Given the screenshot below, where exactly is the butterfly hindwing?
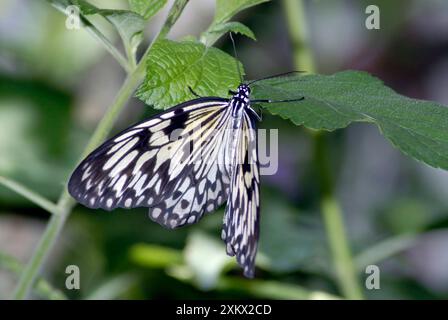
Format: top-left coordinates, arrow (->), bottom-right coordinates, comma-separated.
222,111 -> 260,278
68,97 -> 232,228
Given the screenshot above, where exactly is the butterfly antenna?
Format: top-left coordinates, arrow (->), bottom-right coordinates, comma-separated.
229,32 -> 243,83
247,71 -> 306,86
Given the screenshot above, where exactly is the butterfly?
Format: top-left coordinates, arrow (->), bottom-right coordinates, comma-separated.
68,74 -> 303,278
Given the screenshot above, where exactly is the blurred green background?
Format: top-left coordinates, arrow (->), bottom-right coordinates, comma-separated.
1,0 -> 448,299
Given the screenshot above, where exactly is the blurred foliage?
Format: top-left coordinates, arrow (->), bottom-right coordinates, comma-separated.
0,76 -> 74,203
129,0 -> 167,21
0,252 -> 66,299
1,0 -> 448,300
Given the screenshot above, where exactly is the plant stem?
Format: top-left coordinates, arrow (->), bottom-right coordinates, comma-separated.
12,0 -> 190,300
313,133 -> 363,299
0,252 -> 66,300
83,19 -> 132,73
282,0 -> 363,299
282,0 -> 316,73
354,233 -> 418,271
321,195 -> 363,299
0,176 -> 59,215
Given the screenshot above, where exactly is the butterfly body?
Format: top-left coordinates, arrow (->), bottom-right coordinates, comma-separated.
68,84 -> 261,277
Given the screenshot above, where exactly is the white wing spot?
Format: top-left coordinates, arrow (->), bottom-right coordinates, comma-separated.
103,137 -> 139,170
149,120 -> 171,133
136,196 -> 145,205
152,208 -> 161,218
81,165 -> 92,181
154,179 -> 162,194
114,129 -> 141,142
198,179 -> 206,194
107,139 -> 129,155
179,177 -> 190,193
133,150 -> 157,174
187,216 -> 195,224
110,150 -> 139,177
134,174 -> 148,196
113,175 -> 128,196
135,118 -> 161,129
161,111 -> 175,119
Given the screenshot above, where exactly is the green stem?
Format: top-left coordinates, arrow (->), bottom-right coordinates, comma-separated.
0,252 -> 66,300
282,0 -> 363,299
12,0 -> 190,300
0,176 -> 59,215
321,198 -> 363,299
83,18 -> 132,73
313,132 -> 363,299
282,0 -> 316,73
354,233 -> 418,271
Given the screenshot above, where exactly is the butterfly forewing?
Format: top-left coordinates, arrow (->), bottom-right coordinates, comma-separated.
68,98 -> 232,228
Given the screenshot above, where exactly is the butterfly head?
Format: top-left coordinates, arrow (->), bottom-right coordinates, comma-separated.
229,84 -> 252,118
237,84 -> 251,98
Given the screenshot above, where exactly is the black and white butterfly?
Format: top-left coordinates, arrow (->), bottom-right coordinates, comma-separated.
68,77 -> 302,277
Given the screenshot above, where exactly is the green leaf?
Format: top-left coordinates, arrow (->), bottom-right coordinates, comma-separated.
202,0 -> 266,46
129,0 -> 167,20
136,39 -> 243,109
101,10 -> 145,63
210,21 -> 256,40
202,21 -> 256,46
213,0 -> 270,25
251,70 -> 448,170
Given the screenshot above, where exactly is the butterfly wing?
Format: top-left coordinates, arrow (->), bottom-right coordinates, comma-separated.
68,97 -> 233,228
222,111 -> 260,278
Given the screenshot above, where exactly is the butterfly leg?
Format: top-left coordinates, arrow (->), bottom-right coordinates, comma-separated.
247,106 -> 262,121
